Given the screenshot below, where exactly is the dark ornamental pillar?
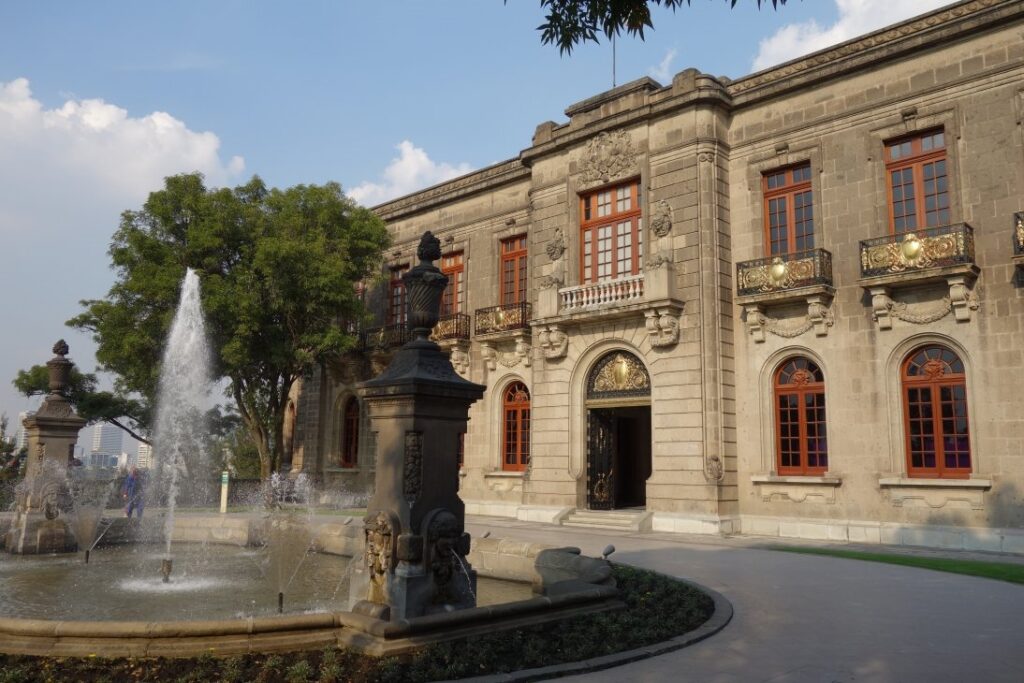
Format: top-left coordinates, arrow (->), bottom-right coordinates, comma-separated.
350,232 -> 485,621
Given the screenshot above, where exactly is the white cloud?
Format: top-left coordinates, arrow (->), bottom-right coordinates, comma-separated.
752,0 -> 952,72
650,47 -> 678,83
348,140 -> 473,206
0,77 -> 245,442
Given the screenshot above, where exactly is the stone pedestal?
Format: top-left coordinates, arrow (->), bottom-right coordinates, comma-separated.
350,232 -> 485,621
4,341 -> 86,555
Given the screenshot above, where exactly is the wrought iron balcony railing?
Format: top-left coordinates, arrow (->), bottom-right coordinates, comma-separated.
1014,212 -> 1024,257
860,223 -> 975,279
358,324 -> 408,351
736,248 -> 833,298
475,302 -> 531,336
430,313 -> 471,342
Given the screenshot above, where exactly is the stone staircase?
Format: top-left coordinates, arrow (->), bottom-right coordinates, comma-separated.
560,509 -> 653,532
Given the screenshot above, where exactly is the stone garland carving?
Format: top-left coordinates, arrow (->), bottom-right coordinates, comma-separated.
650,200 -> 673,238
728,0 -> 1001,95
744,300 -> 834,343
646,200 -> 674,269
578,130 -> 638,187
403,432 -> 423,505
537,325 -> 569,361
870,283 -> 979,331
705,455 -> 724,482
644,308 -> 680,348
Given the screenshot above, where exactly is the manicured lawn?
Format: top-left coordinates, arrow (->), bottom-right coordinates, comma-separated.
0,565 -> 713,682
772,546 -> 1024,585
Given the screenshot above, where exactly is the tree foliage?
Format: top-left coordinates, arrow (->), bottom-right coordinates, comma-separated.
531,0 -> 787,54
13,365 -> 151,443
67,173 -> 390,477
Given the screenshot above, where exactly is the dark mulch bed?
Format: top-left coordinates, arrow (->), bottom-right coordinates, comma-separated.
0,564 -> 713,683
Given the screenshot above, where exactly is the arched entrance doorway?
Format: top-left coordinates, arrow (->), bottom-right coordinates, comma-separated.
585,351 -> 652,510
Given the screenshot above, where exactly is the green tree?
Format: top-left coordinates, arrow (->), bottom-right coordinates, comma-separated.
65,173 -> 389,478
530,0 -> 787,54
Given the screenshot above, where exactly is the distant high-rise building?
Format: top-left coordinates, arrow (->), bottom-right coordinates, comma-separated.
91,423 -> 123,459
14,411 -> 33,450
136,443 -> 153,469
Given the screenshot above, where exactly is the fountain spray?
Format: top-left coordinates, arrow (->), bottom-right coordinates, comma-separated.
153,269 -> 213,583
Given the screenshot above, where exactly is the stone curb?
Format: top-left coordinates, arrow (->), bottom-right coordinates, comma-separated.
441,574 -> 733,683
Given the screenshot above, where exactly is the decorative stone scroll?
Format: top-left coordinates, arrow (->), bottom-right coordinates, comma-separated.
578,130 -> 639,187
644,308 -> 680,348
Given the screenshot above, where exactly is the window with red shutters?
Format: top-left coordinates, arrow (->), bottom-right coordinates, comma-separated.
774,357 -> 828,476
762,163 -> 814,256
579,180 -> 642,283
500,235 -> 528,305
902,345 -> 970,479
501,381 -> 530,472
885,129 -> 949,234
440,252 -> 465,316
387,265 -> 408,325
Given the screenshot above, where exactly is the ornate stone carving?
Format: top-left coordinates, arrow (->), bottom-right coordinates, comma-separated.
449,345 -> 470,377
364,512 -> 397,604
403,432 -> 422,505
546,227 -> 566,261
697,151 -> 716,163
425,510 -> 462,601
479,338 -> 531,372
537,325 -> 569,360
650,200 -> 673,238
644,308 -> 680,348
705,455 -> 724,482
578,130 -> 638,187
403,232 -> 448,341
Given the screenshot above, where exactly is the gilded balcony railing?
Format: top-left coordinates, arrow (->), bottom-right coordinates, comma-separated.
474,302 -> 531,336
358,324 -> 408,351
859,223 -> 975,278
1014,212 -> 1024,257
430,313 -> 471,342
559,273 -> 645,311
736,248 -> 833,297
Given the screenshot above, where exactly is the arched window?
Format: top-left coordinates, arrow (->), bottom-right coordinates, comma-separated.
902,345 -> 970,478
502,382 -> 530,472
774,357 -> 827,476
341,397 -> 359,468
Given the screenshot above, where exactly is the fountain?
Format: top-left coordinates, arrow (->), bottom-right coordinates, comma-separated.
151,268 -> 213,582
0,236 -> 623,659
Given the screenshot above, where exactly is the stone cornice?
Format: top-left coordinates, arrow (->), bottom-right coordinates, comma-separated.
563,77 -> 663,118
372,159 -> 530,222
728,0 -> 1021,104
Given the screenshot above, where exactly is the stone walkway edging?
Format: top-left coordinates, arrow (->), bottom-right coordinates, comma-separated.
443,574 -> 734,683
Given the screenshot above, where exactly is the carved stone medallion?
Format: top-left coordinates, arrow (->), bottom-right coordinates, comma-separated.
578,131 -> 638,187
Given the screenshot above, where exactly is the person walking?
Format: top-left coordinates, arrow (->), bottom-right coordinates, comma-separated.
122,466 -> 145,519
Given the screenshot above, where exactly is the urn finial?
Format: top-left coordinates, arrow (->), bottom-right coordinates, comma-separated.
404,231 -> 448,343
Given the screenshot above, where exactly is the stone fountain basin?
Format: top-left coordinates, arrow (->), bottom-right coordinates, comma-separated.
0,512 -> 620,657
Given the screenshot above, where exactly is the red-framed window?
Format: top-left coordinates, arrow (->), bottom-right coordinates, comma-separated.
886,129 -> 949,234
387,265 -> 408,325
500,235 -> 528,305
774,357 -> 828,476
502,381 -> 530,472
341,397 -> 359,468
441,252 -> 465,316
763,163 -> 814,255
902,345 -> 970,479
580,179 -> 643,283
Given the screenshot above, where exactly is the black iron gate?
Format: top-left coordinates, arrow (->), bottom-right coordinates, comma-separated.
587,409 -> 616,510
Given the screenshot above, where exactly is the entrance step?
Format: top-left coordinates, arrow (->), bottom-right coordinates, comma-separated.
561,509 -> 653,532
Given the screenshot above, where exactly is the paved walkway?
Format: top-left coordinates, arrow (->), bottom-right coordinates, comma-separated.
466,516 -> 1024,683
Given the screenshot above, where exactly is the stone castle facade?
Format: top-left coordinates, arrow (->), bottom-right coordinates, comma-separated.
292,0 -> 1024,554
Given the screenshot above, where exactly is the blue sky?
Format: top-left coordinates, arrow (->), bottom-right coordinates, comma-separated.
0,1 -> 951,452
